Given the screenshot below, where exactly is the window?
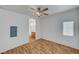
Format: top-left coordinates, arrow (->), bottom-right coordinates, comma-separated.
63,21 -> 74,36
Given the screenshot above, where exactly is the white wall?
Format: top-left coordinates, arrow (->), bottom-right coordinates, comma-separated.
0,9 -> 29,53
39,8 -> 79,49
36,18 -> 41,39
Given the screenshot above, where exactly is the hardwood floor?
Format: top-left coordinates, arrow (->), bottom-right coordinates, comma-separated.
1,39 -> 79,54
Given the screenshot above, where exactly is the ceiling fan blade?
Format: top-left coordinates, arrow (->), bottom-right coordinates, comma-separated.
43,13 -> 48,15
31,7 -> 38,14
37,7 -> 41,11
41,8 -> 48,12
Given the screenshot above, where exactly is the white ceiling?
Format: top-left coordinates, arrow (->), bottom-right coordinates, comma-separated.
0,5 -> 31,15
0,5 -> 78,16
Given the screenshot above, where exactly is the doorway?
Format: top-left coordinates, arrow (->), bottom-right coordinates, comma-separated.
29,18 -> 36,43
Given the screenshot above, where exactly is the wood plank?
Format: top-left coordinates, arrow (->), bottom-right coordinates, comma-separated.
1,39 -> 79,54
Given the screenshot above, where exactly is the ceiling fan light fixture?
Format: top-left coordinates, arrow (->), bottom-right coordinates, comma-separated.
36,12 -> 40,15
36,12 -> 41,16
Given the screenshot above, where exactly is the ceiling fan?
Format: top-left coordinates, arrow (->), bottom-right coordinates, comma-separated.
31,7 -> 48,17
